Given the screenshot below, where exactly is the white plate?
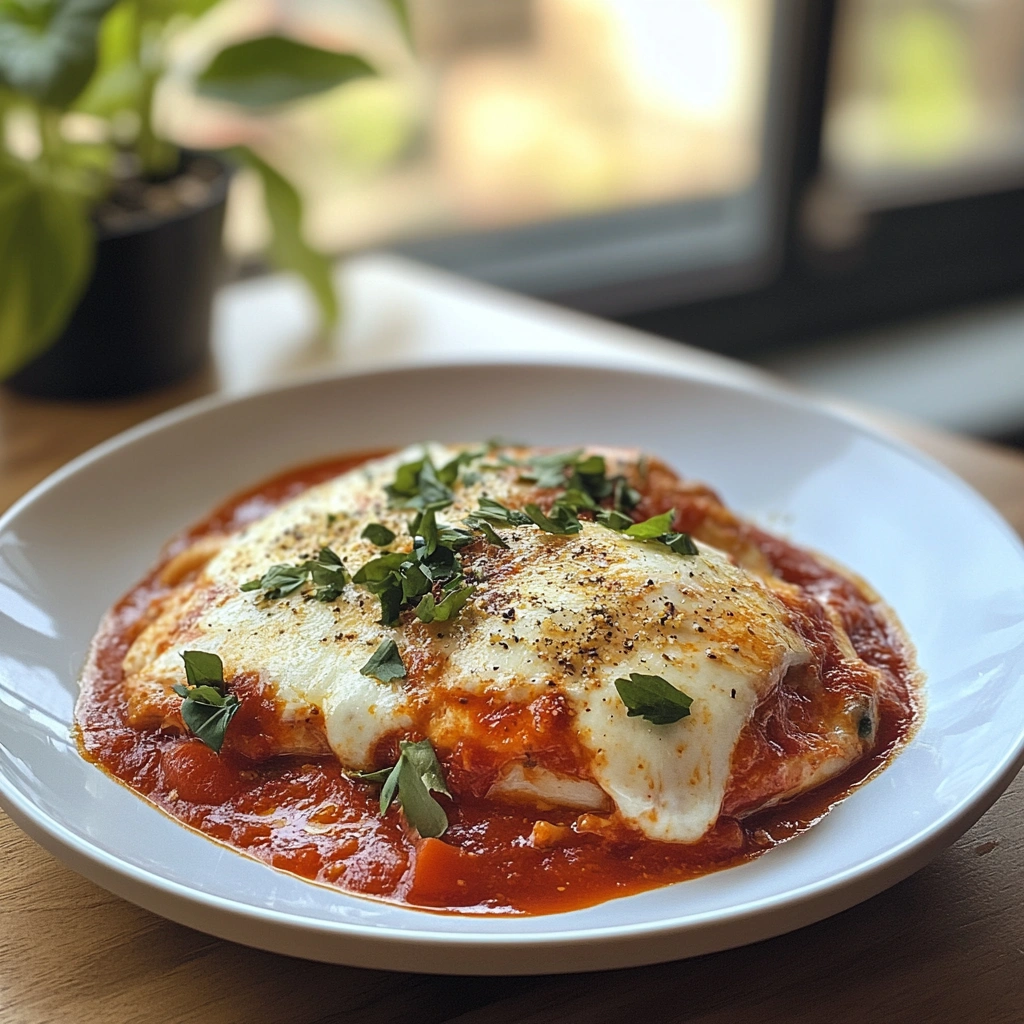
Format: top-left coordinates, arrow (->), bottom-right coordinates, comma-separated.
2,361 -> 1023,975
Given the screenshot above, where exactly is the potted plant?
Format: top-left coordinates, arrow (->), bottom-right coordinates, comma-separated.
0,0 -> 408,399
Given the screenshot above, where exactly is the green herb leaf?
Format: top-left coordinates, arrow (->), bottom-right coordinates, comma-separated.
624,510 -> 676,539
465,518 -> 509,549
596,509 -> 635,531
352,550 -> 409,584
556,487 -> 599,512
414,506 -> 439,555
242,548 -> 347,601
612,477 -> 642,513
196,35 -> 374,107
400,561 -> 430,602
661,532 -> 699,555
414,459 -> 455,510
523,503 -> 581,535
359,638 -> 406,683
376,586 -> 403,627
385,455 -> 455,510
401,737 -> 452,798
395,755 -> 448,837
471,497 -> 531,527
362,522 -> 396,546
614,673 -> 693,725
352,738 -> 450,838
181,650 -> 226,690
416,583 -> 474,623
174,651 -> 239,752
518,449 -> 583,489
179,690 -> 240,753
437,526 -> 474,549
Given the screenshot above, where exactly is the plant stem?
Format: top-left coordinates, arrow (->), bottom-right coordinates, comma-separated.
133,1 -> 177,178
39,105 -> 63,165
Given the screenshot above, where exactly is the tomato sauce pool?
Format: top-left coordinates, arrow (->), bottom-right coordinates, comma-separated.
75,451 -> 920,915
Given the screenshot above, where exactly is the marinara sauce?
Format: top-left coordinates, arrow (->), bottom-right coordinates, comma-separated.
76,451 -> 921,915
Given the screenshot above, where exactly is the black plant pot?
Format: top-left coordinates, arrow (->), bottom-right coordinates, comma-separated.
7,155 -> 230,401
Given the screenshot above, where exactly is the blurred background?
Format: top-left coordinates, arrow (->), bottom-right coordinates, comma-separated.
164,0 -> 1024,446
12,0 -> 1023,443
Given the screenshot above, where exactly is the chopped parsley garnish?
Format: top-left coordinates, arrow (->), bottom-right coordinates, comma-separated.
359,638 -> 406,682
465,518 -> 509,549
516,449 -> 640,513
241,547 -> 349,602
384,449 -> 482,511
659,532 -> 699,555
595,509 -> 634,531
240,562 -> 307,599
352,509 -> 475,626
351,738 -> 451,838
614,673 -> 693,725
172,651 -> 239,753
623,509 -> 675,538
523,502 -> 581,535
597,507 -> 699,556
416,581 -> 475,623
467,497 -> 531,527
361,522 -> 396,546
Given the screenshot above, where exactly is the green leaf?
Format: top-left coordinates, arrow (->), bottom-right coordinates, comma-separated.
596,509 -> 634,531
523,503 -> 581,535
465,518 -> 509,549
395,756 -> 448,837
413,506 -> 439,555
174,650 -> 238,752
612,476 -> 641,513
556,487 -> 599,512
180,689 -> 240,753
0,157 -> 92,379
197,35 -> 374,107
71,2 -> 141,117
414,459 -> 455,510
614,673 -> 693,726
384,455 -> 454,511
359,638 -> 406,683
519,449 -> 583,489
242,548 -> 347,600
0,0 -> 117,108
573,454 -> 606,477
378,755 -> 401,814
471,497 -> 530,527
385,456 -> 425,504
661,532 -> 699,555
382,0 -> 413,46
233,146 -> 338,329
362,522 -> 396,546
377,585 -> 402,626
241,561 -> 308,598
401,738 -> 451,798
352,550 -> 409,584
624,510 -> 675,539
367,738 -> 449,838
416,583 -> 474,623
181,649 -> 225,690
317,546 -> 343,566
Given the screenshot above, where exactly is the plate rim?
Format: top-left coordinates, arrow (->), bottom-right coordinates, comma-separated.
3,357 -> 1023,972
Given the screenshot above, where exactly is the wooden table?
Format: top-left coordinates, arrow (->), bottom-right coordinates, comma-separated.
1,263 -> 1023,1022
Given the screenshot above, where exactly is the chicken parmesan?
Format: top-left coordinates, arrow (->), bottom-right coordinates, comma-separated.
76,444 -> 921,914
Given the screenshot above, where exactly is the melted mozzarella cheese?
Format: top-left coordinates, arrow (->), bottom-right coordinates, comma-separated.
124,445 -> 810,843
